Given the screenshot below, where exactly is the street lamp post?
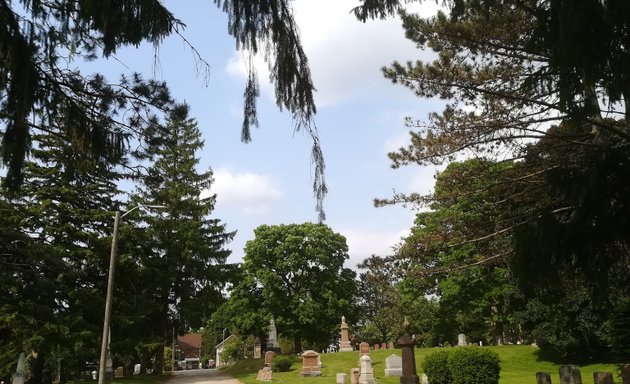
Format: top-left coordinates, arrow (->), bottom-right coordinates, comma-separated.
98,205 -> 165,384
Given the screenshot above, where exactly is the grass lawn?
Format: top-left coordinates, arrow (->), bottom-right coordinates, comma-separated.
223,345 -> 621,384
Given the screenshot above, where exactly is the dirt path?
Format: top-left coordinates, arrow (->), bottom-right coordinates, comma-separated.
164,369 -> 243,384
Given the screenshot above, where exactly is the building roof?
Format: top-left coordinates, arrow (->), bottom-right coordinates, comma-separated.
215,334 -> 235,349
177,333 -> 202,349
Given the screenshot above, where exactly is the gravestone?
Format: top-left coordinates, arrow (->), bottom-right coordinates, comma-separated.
388,341 -> 395,349
593,372 -> 613,384
264,351 -> 275,367
133,364 -> 141,375
114,367 -> 124,378
559,365 -> 582,384
381,342 -> 387,350
12,353 -> 25,384
266,318 -> 280,352
358,355 -> 375,384
374,344 -> 380,350
254,339 -> 262,359
350,368 -> 360,384
536,372 -> 552,384
340,316 -> 354,352
337,373 -> 347,384
399,318 -> 420,384
622,364 -> 630,384
384,354 -> 402,377
457,333 -> 467,346
301,350 -> 321,377
359,342 -> 370,356
256,367 -> 272,381
421,373 -> 429,384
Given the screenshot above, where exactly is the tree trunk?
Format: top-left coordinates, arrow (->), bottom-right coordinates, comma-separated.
26,350 -> 46,384
153,344 -> 164,374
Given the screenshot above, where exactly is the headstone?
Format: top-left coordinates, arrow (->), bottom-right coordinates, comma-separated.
358,355 -> 375,384
384,354 -> 402,377
114,367 -> 124,378
254,340 -> 262,359
422,373 -> 429,384
536,372 -> 552,384
264,351 -> 276,367
337,373 -> 348,384
359,342 -> 370,356
399,318 -> 420,384
457,333 -> 467,346
256,367 -> 272,381
12,353 -> 25,384
388,341 -> 395,349
340,316 -> 354,352
593,372 -> 613,384
133,364 -> 141,375
559,365 -> 582,384
381,342 -> 387,350
301,350 -> 321,377
266,318 -> 280,351
622,364 -> 630,384
350,368 -> 360,384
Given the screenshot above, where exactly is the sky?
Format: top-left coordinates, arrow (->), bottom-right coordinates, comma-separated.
87,0 -> 444,269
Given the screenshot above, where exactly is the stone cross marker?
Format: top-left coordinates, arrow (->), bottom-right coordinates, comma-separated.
359,342 -> 370,356
559,365 -> 583,384
385,354 -> 403,377
399,318 -> 420,384
301,350 -> 322,377
340,316 -> 353,352
264,351 -> 276,367
359,355 -> 375,384
457,333 -> 467,346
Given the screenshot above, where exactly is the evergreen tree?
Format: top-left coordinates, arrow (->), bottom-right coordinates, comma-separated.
126,104 -> 235,373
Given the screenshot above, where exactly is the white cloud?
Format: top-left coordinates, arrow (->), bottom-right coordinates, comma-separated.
204,168 -> 283,215
342,228 -> 411,269
224,0 -> 442,107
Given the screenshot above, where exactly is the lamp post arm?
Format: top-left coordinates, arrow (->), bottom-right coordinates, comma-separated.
98,211 -> 120,384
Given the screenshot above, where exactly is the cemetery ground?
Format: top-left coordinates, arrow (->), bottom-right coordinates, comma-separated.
222,345 -> 620,384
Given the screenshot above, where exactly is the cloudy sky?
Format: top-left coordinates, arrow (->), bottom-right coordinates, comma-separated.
94,0 -> 443,269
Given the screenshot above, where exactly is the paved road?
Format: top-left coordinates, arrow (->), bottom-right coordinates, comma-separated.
165,369 -> 243,384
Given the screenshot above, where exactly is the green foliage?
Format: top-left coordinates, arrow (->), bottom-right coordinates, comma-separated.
421,350 -> 452,384
607,297 -> 630,361
448,348 -> 501,384
222,337 -> 245,365
271,355 -> 293,372
226,223 -> 358,352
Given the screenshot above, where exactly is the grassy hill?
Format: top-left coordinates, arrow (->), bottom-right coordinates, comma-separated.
223,345 -> 621,384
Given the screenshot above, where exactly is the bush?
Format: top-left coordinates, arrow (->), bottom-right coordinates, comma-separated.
421,350 -> 452,384
271,355 -> 293,372
448,348 -> 501,384
422,348 -> 501,384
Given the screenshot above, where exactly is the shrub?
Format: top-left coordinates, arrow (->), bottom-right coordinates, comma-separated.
271,355 -> 293,372
448,348 -> 501,384
421,350 -> 452,384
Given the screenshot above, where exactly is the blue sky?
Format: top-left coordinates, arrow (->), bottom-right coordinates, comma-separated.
87,0 -> 443,268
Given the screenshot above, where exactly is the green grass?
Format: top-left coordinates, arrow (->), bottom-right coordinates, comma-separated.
223,345 -> 620,384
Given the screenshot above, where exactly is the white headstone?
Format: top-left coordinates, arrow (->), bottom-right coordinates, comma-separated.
337,373 -> 347,384
457,333 -> 467,346
358,355 -> 375,384
384,354 -> 403,377
12,353 -> 25,384
422,373 -> 429,384
133,364 -> 141,375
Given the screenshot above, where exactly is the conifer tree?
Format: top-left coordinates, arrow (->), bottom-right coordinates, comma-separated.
127,104 -> 235,373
